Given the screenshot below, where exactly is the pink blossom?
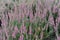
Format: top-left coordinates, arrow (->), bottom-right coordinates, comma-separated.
19,35 -> 24,40
14,26 -> 19,32
12,32 -> 16,38
20,26 -> 22,34
49,15 -> 54,25
12,26 -> 19,38
0,29 -> 2,40
58,9 -> 60,16
20,3 -> 26,9
29,26 -> 32,35
8,12 -> 15,21
52,5 -> 58,13
5,30 -> 9,38
42,8 -> 47,18
22,25 -> 27,33
20,22 -> 27,34
57,16 -> 60,23
29,10 -> 33,22
1,19 -> 6,27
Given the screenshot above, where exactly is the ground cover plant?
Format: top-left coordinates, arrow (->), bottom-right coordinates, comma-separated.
0,0 -> 60,40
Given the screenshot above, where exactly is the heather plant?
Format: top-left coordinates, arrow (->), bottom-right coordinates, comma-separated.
0,0 -> 60,40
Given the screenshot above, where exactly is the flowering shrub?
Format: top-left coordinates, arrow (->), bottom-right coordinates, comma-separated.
0,0 -> 60,40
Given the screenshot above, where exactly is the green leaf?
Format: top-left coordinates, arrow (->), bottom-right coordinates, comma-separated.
17,22 -> 22,29
32,23 -> 37,28
16,33 -> 20,38
25,22 -> 30,29
13,20 -> 18,26
58,23 -> 60,34
52,13 -> 58,19
9,36 -> 13,40
46,11 -> 50,21
32,27 -> 35,34
24,34 -> 27,40
41,21 -> 46,28
13,33 -> 20,40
